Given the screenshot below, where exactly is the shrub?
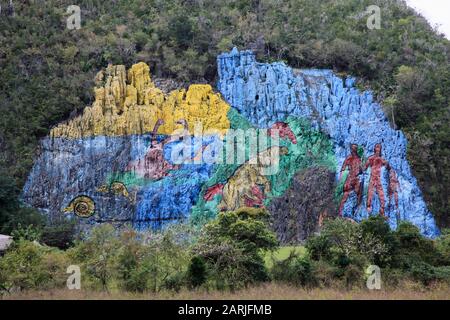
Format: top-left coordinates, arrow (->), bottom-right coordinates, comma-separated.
271,252 -> 316,287
393,222 -> 440,268
187,256 -> 206,288
116,229 -> 148,292
433,266 -> 450,285
435,229 -> 450,265
305,232 -> 332,261
342,264 -> 364,289
67,225 -> 191,292
360,216 -> 398,266
163,272 -> 185,292
311,260 -> 340,288
67,224 -> 121,290
40,219 -> 77,249
195,208 -> 278,289
141,231 -> 190,293
304,217 -> 450,288
307,218 -> 388,267
0,240 -> 68,292
11,224 -> 42,242
409,261 -> 439,286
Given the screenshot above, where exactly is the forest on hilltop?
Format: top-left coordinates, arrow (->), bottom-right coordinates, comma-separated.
0,0 -> 449,230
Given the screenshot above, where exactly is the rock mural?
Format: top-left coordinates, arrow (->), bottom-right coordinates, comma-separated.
269,166 -> 336,244
22,48 -> 439,239
217,48 -> 439,237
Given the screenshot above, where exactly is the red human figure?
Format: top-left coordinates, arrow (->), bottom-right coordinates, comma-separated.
364,143 -> 389,216
338,144 -> 363,216
388,168 -> 401,210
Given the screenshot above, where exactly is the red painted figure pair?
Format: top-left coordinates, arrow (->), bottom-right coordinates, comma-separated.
338,143 -> 399,217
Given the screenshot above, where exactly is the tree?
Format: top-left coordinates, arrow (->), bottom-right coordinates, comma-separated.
187,256 -> 206,288
195,208 -> 278,289
67,224 -> 121,290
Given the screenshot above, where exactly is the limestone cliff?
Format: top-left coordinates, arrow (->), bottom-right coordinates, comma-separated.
217,48 -> 439,237
51,62 -> 230,138
22,49 -> 439,239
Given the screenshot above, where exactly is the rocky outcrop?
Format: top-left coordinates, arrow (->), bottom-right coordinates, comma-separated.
22,49 -> 439,238
22,134 -> 218,231
217,48 -> 439,237
51,63 -> 230,138
269,167 -> 337,244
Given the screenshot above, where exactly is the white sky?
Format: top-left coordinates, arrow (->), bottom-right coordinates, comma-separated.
405,0 -> 450,39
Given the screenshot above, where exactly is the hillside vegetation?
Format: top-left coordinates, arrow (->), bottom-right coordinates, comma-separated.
1,214 -> 449,295
0,0 -> 449,229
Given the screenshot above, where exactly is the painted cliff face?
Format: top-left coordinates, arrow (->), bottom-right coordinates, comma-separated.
217,48 -> 438,237
21,49 -> 439,238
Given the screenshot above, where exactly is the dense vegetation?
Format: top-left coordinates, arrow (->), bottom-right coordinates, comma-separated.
0,0 -> 448,229
1,212 -> 449,294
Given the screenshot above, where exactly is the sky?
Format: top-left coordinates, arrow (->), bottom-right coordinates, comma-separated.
405,0 -> 450,39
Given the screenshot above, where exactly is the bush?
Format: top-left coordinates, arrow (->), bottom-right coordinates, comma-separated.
433,266 -> 450,285
271,252 -> 316,287
409,261 -> 439,286
0,240 -> 69,292
392,222 -> 440,268
195,208 -> 278,289
305,217 -> 450,288
68,225 -> 191,292
116,229 -> 148,292
40,219 -> 77,249
67,224 -> 121,290
342,264 -> 364,289
187,256 -> 206,288
163,272 -> 185,292
11,224 -> 42,242
435,229 -> 450,265
305,232 -> 332,261
360,216 -> 398,266
307,218 -> 388,267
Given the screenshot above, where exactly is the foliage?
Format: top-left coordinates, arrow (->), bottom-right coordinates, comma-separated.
40,219 -> 78,249
195,207 -> 278,289
67,224 -> 121,290
66,225 -> 190,292
0,171 -> 44,234
270,251 -> 316,287
392,221 -> 440,268
307,217 -> 389,268
187,256 -> 207,289
0,240 -> 69,292
11,224 -> 42,242
435,229 -> 450,265
115,229 -> 149,292
305,217 -> 450,288
0,216 -> 448,293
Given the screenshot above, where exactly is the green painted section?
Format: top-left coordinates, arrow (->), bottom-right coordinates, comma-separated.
190,110 -> 336,227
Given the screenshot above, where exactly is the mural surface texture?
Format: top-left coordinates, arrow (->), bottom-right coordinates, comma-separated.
22,48 -> 439,239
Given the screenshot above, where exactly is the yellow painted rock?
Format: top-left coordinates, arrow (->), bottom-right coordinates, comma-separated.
51,63 -> 230,138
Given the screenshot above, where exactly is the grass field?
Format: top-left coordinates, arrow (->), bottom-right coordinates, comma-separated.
264,246 -> 306,269
2,283 -> 449,300
2,246 -> 448,300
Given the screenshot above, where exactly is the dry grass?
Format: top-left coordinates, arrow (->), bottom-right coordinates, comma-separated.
2,283 -> 449,300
